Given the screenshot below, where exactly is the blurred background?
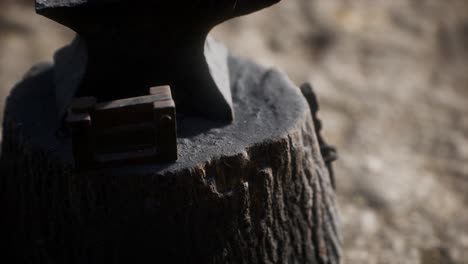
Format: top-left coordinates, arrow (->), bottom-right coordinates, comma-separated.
1,0 -> 467,263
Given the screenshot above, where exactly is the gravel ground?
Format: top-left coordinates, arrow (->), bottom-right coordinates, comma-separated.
1,0 -> 468,263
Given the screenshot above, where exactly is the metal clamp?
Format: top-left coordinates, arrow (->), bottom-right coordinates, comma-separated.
66,86 -> 177,169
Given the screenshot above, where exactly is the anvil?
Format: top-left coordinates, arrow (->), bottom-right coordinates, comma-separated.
36,0 -> 281,121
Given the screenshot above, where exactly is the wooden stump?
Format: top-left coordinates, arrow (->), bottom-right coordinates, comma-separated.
0,57 -> 341,263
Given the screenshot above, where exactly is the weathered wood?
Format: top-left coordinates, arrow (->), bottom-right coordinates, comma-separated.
0,56 -> 341,263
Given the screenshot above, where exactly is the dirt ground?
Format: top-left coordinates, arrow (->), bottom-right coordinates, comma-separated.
1,0 -> 468,263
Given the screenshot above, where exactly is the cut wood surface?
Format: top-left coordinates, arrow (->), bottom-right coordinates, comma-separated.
1,56 -> 340,263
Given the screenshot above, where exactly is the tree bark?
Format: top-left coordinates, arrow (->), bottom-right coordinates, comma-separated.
0,56 -> 341,263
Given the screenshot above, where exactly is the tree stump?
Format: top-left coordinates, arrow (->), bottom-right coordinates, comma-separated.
0,56 -> 341,263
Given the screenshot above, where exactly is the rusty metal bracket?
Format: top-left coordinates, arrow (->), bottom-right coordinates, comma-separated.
66,86 -> 177,169
300,83 -> 338,189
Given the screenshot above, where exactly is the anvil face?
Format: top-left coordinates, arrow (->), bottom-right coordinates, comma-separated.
36,0 -> 281,121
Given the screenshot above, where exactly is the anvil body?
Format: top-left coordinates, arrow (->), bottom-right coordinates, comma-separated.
36,0 -> 281,121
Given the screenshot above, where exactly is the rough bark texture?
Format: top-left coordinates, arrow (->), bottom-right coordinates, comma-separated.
0,56 -> 340,263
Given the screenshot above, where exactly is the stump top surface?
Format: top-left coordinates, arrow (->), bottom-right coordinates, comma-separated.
6,55 -> 308,176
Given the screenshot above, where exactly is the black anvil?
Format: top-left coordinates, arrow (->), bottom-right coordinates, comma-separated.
36,0 -> 281,121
